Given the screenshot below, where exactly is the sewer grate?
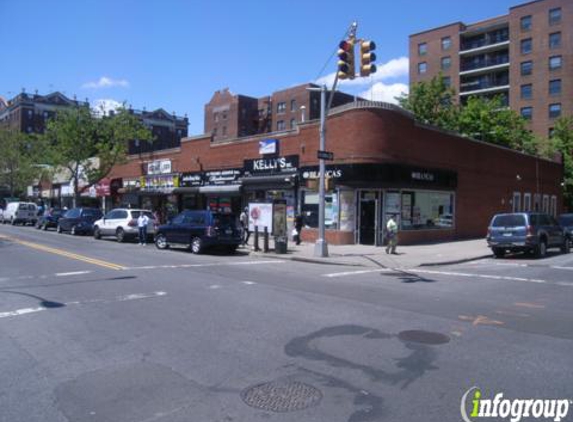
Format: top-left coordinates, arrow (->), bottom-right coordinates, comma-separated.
241,381 -> 322,412
398,330 -> 450,345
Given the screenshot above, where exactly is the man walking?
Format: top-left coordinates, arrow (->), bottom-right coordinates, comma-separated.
385,214 -> 398,254
240,207 -> 250,245
137,212 -> 150,246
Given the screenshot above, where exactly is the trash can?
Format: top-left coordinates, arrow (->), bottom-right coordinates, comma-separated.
275,236 -> 288,254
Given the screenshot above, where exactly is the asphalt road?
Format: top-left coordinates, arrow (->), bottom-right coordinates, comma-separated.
1,223 -> 572,422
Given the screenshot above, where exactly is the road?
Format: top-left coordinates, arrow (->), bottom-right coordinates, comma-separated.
1,223 -> 572,422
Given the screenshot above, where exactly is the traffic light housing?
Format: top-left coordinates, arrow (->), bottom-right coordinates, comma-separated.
359,40 -> 377,77
337,40 -> 355,80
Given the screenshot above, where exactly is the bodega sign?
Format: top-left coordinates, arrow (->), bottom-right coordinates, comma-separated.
461,387 -> 571,422
244,155 -> 299,175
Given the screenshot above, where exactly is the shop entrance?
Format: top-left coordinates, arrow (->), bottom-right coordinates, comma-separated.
358,190 -> 379,245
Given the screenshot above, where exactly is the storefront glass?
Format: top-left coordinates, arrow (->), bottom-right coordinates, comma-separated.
300,190 -> 338,229
400,190 -> 454,230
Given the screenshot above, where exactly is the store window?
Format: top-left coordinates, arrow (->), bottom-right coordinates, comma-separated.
300,190 -> 338,229
400,190 -> 454,231
512,192 -> 521,212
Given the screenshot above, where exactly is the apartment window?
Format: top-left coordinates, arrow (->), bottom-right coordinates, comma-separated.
277,102 -> 286,114
520,15 -> 532,31
549,103 -> 561,119
277,120 -> 285,131
290,99 -> 296,112
418,42 -> 427,56
222,112 -> 227,120
441,56 -> 451,71
418,62 -> 427,74
550,196 -> 557,218
290,118 -> 296,129
441,36 -> 452,51
549,79 -> 561,96
442,76 -> 451,87
523,193 -> 531,212
520,84 -> 532,100
520,107 -> 532,120
520,61 -> 532,76
222,126 -> 227,136
512,192 -> 522,212
212,127 -> 217,136
549,7 -> 561,25
549,55 -> 562,70
549,32 -> 561,49
520,38 -> 532,54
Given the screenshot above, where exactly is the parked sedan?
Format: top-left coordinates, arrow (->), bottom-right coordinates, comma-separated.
154,210 -> 242,254
93,208 -> 155,242
57,207 -> 103,235
487,212 -> 570,258
35,209 -> 64,230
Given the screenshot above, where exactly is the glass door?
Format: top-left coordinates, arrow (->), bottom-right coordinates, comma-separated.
358,190 -> 378,245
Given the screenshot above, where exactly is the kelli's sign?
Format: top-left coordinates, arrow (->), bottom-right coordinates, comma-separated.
244,155 -> 299,175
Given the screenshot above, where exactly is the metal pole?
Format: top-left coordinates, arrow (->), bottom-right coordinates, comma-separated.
314,84 -> 329,257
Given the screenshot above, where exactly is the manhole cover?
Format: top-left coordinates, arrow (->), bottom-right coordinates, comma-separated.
398,330 -> 450,345
241,381 -> 322,412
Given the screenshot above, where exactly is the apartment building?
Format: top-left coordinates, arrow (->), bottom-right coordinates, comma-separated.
409,0 -> 572,138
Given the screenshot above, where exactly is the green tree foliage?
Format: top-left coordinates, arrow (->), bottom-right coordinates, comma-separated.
550,117 -> 573,207
43,105 -> 152,207
0,128 -> 47,198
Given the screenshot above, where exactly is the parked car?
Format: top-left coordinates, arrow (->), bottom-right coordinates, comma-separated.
557,213 -> 573,240
0,202 -> 38,225
154,210 -> 242,254
486,212 -> 570,258
57,207 -> 103,235
93,208 -> 156,242
35,209 -> 64,230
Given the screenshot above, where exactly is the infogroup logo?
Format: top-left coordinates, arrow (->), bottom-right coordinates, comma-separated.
461,387 -> 571,422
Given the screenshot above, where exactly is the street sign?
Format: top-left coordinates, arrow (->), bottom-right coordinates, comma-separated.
317,150 -> 334,161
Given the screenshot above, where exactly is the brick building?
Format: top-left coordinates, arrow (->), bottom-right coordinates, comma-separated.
108,100 -> 563,245
204,84 -> 357,142
409,0 -> 572,138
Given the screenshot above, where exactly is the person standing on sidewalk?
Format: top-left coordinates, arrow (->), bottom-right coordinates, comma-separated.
137,212 -> 150,246
385,214 -> 398,254
240,207 -> 250,245
294,213 -> 304,245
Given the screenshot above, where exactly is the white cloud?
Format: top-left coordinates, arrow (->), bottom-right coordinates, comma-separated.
82,76 -> 130,89
92,99 -> 123,116
315,56 -> 409,89
358,82 -> 409,104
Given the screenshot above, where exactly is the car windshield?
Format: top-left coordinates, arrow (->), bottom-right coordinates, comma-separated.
558,215 -> 573,226
492,214 -> 526,227
131,211 -> 154,219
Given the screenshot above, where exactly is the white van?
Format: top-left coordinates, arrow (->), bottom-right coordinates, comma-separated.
1,202 -> 39,225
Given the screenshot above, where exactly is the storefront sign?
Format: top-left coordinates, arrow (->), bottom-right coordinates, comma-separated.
204,168 -> 243,185
180,172 -> 204,187
141,174 -> 179,192
259,139 -> 278,155
301,166 -> 344,180
411,171 -> 435,182
147,159 -> 172,175
244,155 -> 299,175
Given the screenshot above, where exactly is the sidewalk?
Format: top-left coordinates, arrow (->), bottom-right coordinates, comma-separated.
248,237 -> 492,268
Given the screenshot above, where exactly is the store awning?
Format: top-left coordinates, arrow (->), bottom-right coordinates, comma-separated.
198,185 -> 241,194
241,174 -> 297,188
172,187 -> 201,194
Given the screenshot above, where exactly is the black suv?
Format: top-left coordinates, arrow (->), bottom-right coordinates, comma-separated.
487,212 -> 570,258
154,210 -> 242,254
57,208 -> 103,235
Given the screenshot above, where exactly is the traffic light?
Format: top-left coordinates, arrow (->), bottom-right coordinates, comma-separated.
359,40 -> 377,77
337,40 -> 355,80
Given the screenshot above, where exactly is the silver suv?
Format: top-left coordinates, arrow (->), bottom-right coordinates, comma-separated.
93,208 -> 155,242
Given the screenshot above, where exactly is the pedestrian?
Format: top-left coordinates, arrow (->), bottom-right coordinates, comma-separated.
294,213 -> 304,245
240,207 -> 250,245
385,214 -> 398,254
137,212 -> 150,245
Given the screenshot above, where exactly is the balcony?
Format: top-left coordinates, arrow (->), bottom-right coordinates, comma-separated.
460,70 -> 509,96
460,53 -> 510,76
460,27 -> 510,55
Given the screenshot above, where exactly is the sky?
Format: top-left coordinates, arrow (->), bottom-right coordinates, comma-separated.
1,0 -> 525,136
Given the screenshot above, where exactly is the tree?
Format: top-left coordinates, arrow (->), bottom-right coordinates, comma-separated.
550,116 -> 573,208
397,75 -> 458,130
43,105 -> 152,207
0,128 -> 47,198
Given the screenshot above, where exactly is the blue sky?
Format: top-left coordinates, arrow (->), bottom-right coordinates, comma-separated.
1,0 -> 524,135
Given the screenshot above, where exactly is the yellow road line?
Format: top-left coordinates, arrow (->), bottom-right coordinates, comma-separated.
0,234 -> 125,270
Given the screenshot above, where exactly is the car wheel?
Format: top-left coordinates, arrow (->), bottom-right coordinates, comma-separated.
155,233 -> 169,250
57,224 -> 62,233
561,237 -> 571,254
191,237 -> 203,254
116,228 -> 125,243
227,245 -> 238,254
493,248 -> 505,258
535,240 -> 547,258
93,226 -> 102,239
